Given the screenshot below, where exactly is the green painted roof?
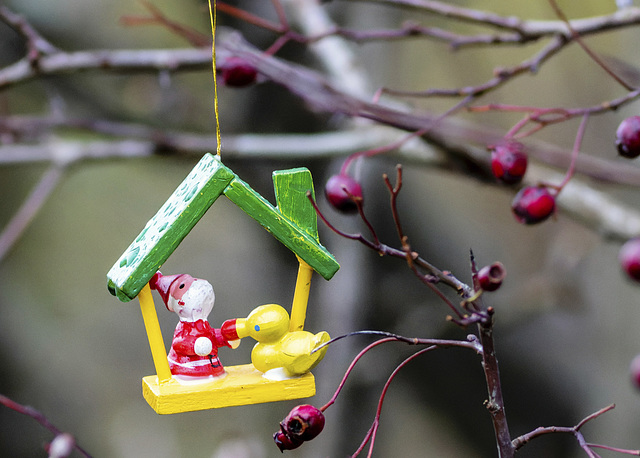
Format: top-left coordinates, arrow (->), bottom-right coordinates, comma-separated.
107,154 -> 339,302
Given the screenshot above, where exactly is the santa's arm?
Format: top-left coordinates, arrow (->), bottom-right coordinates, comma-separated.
217,322 -> 241,349
220,319 -> 241,340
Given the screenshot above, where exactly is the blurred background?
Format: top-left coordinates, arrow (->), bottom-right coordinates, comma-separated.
1,0 -> 640,456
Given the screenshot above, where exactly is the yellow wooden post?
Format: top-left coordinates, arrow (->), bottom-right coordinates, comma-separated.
290,257 -> 313,332
138,283 -> 172,383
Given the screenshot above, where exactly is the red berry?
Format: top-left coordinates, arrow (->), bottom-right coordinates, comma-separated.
325,174 -> 363,213
221,57 -> 257,87
619,238 -> 640,282
477,262 -> 506,292
490,142 -> 528,184
631,354 -> 640,390
273,430 -> 303,452
616,116 -> 640,158
511,186 -> 556,225
280,404 -> 325,442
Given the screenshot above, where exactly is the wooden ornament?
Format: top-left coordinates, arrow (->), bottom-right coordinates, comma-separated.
107,154 -> 338,414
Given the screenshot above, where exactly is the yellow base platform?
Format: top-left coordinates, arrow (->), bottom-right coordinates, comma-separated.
142,363 -> 316,414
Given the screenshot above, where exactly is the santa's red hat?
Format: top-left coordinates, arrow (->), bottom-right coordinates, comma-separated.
149,271 -> 193,311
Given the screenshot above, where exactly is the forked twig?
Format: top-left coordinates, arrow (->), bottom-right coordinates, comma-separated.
513,404 -> 640,456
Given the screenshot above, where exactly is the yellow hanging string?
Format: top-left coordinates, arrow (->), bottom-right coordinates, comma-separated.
208,0 -> 222,156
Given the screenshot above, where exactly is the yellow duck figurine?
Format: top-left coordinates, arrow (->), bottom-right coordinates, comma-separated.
227,304 -> 330,378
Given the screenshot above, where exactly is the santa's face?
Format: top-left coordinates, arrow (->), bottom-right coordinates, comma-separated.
168,278 -> 215,322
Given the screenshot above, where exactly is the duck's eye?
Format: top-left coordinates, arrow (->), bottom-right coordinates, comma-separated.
179,283 -> 185,289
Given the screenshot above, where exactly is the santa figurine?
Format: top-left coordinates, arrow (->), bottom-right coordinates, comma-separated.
149,271 -> 240,381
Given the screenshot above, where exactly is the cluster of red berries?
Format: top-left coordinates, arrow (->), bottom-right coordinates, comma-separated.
488,141 -> 557,225
323,118 -> 640,282
616,116 -> 640,285
613,117 -> 640,391
323,142 -> 558,225
273,404 -> 325,452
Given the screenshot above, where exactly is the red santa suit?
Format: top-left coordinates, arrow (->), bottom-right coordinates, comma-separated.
167,319 -> 233,377
150,272 -> 240,379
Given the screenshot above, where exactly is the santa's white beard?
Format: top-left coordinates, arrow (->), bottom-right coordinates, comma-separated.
170,280 -> 215,321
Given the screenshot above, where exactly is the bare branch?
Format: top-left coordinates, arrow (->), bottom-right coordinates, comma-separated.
0,6 -> 57,62
512,404 -> 638,456
120,0 -> 210,47
0,165 -> 65,263
360,0 -> 526,32
363,0 -> 640,39
381,34 -> 566,98
547,0 -> 635,90
0,393 -> 91,457
4,128 -> 640,245
0,47 -> 212,90
1,29 -> 640,188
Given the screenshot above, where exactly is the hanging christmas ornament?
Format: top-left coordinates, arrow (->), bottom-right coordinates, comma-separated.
106,1 -> 338,415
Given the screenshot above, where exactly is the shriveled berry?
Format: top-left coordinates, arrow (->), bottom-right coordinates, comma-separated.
490,142 -> 528,184
630,354 -> 640,390
281,404 -> 325,442
477,262 -> 506,292
619,237 -> 640,282
221,57 -> 257,87
325,174 -> 363,213
511,186 -> 556,225
616,116 -> 640,158
47,433 -> 75,458
273,430 -> 303,452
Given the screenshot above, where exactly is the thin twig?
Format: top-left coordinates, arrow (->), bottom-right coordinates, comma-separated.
585,443 -> 640,456
270,0 -> 290,30
471,87 -> 640,139
120,1 -> 210,47
384,165 -> 405,241
383,167 -> 469,317
319,337 -> 397,412
0,6 -> 57,63
556,114 -> 589,192
382,35 -> 566,98
547,0 -> 635,91
512,404 -> 635,457
312,329 -> 483,354
308,191 -> 471,292
351,346 -> 437,458
0,394 -> 92,457
218,1 -> 286,33
0,165 -> 65,263
317,331 -> 482,417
